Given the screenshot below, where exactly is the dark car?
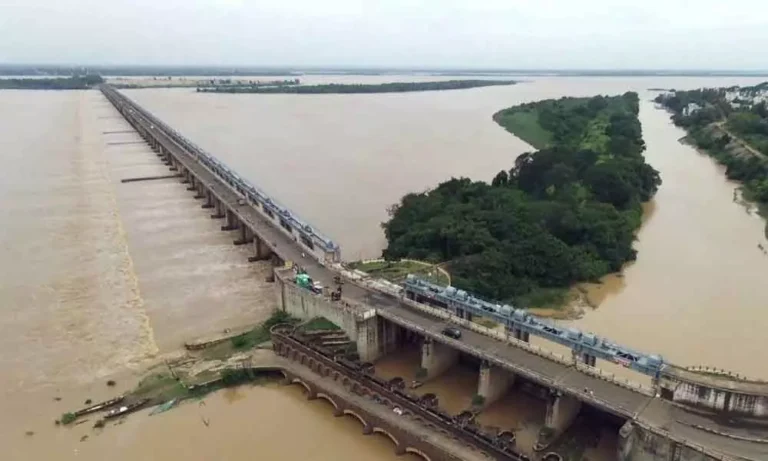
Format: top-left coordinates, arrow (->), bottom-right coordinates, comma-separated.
441,326 -> 462,339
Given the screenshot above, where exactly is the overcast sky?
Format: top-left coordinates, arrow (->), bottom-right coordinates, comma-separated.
1,0 -> 767,69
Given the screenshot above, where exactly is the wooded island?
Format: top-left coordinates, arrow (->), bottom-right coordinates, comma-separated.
382,93 -> 660,307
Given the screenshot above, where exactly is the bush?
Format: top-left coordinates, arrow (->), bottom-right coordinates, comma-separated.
221,368 -> 254,386
230,335 -> 248,348
471,394 -> 486,407
60,412 -> 77,425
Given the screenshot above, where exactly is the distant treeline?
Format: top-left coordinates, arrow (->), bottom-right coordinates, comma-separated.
0,74 -> 104,90
197,80 -> 517,94
196,79 -> 300,92
0,65 -> 299,77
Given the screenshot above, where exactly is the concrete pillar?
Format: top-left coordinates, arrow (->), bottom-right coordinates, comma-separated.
579,353 -> 596,367
356,316 -> 381,363
421,338 -> 458,380
221,209 -> 239,231
477,361 -> 514,407
201,190 -> 214,209
512,327 -> 530,343
234,225 -> 254,245
193,183 -> 206,199
356,316 -> 400,363
186,175 -> 197,191
545,392 -> 582,434
617,421 -> 635,461
211,199 -> 225,219
248,236 -> 273,262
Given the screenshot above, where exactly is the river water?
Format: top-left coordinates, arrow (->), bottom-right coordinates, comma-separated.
2,74 -> 768,460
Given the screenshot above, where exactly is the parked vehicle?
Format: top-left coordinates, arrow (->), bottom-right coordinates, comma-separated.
441,327 -> 462,339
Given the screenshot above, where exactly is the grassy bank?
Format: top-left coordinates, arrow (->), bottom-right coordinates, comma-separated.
492,107 -> 552,148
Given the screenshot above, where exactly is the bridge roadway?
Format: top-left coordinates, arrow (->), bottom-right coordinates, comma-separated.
105,88 -> 768,461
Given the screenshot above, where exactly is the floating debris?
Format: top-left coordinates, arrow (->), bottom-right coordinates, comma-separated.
149,399 -> 178,416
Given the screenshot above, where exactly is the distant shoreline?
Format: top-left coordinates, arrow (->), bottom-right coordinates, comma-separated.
3,65 -> 768,78
196,79 -> 517,94
0,75 -> 103,90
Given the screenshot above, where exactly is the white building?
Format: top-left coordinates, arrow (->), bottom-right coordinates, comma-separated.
682,103 -> 702,116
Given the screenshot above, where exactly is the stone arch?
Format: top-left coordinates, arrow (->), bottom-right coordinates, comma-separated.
320,366 -> 330,377
290,378 -> 312,395
308,358 -> 316,370
300,354 -> 308,366
372,427 -> 400,449
342,409 -> 369,428
342,377 -> 351,388
405,447 -> 432,461
332,371 -> 341,381
315,392 -> 339,410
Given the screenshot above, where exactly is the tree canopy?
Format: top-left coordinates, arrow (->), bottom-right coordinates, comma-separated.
0,74 -> 103,90
382,93 -> 659,305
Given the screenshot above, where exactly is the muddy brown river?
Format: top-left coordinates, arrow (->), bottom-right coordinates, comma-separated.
2,74 -> 767,460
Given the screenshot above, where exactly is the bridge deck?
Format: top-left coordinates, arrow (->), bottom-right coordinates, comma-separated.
107,89 -> 768,461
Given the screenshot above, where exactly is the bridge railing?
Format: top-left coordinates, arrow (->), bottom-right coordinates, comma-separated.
329,265 -> 657,395
101,85 -> 340,263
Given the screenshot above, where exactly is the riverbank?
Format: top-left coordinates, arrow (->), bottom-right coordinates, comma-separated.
678,134 -> 768,238
654,84 -> 768,223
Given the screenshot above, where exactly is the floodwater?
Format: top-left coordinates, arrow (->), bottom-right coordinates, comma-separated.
3,74 -> 768,460
0,90 -> 413,461
127,75 -> 768,378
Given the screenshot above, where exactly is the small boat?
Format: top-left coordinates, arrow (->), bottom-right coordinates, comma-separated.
104,399 -> 150,419
74,396 -> 125,417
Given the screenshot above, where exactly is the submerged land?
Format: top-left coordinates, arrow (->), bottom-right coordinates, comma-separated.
380,93 -> 660,309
